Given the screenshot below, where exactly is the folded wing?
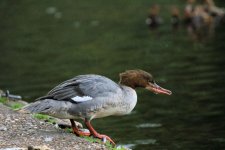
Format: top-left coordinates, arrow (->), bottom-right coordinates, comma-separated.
36,75 -> 121,103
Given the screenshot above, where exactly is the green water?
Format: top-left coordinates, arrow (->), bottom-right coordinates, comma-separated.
1,0 -> 225,149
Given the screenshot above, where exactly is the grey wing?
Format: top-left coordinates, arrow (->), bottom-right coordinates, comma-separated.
36,75 -> 121,103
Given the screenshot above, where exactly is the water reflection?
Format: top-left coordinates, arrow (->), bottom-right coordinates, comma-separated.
136,123 -> 162,128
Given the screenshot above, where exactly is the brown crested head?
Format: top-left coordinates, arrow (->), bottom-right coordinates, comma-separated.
119,69 -> 172,95
119,70 -> 153,88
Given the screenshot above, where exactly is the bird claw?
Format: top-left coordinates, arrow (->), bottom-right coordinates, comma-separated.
84,120 -> 116,146
98,134 -> 116,146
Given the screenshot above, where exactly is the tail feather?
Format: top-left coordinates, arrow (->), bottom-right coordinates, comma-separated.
18,99 -> 75,119
19,100 -> 52,114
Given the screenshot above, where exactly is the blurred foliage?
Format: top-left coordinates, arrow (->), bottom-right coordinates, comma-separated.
32,113 -> 56,124
0,97 -> 7,104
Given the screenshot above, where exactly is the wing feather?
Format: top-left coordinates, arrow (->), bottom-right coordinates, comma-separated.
36,75 -> 121,103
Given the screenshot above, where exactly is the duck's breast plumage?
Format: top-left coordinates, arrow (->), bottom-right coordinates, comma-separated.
84,86 -> 137,120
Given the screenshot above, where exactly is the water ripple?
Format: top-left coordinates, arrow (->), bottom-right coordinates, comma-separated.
135,139 -> 157,145
136,123 -> 162,128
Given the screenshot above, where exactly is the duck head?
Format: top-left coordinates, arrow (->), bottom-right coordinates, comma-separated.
119,69 -> 172,95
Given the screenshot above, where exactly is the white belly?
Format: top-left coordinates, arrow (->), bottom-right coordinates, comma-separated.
92,107 -> 121,119
91,87 -> 137,120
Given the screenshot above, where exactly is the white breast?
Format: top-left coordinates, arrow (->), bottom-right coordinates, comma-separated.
122,86 -> 137,114
91,86 -> 137,120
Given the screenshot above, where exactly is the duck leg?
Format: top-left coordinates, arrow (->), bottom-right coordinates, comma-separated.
70,119 -> 90,136
84,119 -> 116,146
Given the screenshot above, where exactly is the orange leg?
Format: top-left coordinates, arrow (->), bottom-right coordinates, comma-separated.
70,119 -> 90,136
84,119 -> 116,146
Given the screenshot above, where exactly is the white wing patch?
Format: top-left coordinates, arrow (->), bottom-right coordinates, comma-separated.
71,96 -> 93,102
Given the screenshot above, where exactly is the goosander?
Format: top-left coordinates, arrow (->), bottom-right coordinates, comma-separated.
21,69 -> 172,145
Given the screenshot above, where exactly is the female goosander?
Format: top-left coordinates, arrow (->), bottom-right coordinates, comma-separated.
21,69 -> 172,145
